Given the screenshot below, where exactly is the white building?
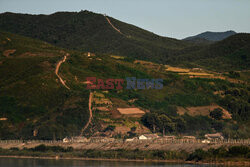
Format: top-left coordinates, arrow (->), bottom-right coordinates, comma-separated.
139,134 -> 159,140
205,133 -> 224,140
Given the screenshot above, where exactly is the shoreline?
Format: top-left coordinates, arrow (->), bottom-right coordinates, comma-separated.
0,155 -> 249,166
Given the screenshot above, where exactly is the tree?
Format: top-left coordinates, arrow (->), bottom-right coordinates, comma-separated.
141,113 -> 159,133
210,108 -> 223,120
172,117 -> 186,133
158,114 -> 174,136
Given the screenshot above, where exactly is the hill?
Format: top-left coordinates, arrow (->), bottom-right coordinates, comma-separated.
0,31 -> 249,140
0,12 -> 249,71
0,31 -> 91,139
169,33 -> 250,71
0,11 -> 190,63
183,30 -> 237,42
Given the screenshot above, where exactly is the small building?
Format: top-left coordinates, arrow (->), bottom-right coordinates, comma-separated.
87,52 -> 95,57
139,135 -> 147,140
205,133 -> 224,140
139,134 -> 159,140
63,136 -> 89,143
63,137 -> 71,143
202,139 -> 211,143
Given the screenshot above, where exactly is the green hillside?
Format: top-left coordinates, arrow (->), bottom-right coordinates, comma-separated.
0,31 -> 90,139
0,11 -> 249,71
168,33 -> 250,71
0,31 -> 249,140
183,30 -> 237,41
0,11 -> 190,63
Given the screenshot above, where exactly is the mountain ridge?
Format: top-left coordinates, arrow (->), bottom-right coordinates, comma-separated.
0,11 -> 191,64
0,11 -> 249,72
183,30 -> 237,42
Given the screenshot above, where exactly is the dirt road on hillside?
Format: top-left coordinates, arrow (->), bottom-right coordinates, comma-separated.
104,15 -> 123,35
55,53 -> 70,90
55,53 -> 93,136
80,92 -> 93,136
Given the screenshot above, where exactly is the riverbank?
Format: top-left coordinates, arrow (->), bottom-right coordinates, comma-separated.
0,145 -> 249,166
0,155 -> 249,166
0,140 -> 248,152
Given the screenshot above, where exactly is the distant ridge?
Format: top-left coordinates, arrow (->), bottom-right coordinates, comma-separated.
183,30 -> 237,42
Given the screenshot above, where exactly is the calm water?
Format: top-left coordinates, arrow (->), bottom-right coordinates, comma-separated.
0,158 -> 222,167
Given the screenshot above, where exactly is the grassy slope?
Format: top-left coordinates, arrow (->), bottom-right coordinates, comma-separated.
0,30 -> 249,139
170,34 -> 250,71
0,31 -> 90,140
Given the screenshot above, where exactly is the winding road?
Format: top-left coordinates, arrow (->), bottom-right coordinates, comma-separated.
55,53 -> 70,90
55,53 -> 93,136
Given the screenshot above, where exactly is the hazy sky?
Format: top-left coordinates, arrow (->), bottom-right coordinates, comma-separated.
0,0 -> 249,39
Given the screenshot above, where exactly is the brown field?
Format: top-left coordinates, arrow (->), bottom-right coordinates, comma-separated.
114,126 -> 131,134
164,65 -> 246,84
164,65 -> 229,80
177,105 -> 232,119
165,65 -> 190,73
94,107 -> 109,112
179,72 -> 213,76
110,55 -> 124,59
117,108 -> 145,116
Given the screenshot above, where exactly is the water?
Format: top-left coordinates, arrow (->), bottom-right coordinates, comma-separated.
0,158 -> 220,167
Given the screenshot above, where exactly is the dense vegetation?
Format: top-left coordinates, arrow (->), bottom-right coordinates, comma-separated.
171,34 -> 250,71
0,145 -> 249,162
187,145 -> 250,161
109,77 -> 250,138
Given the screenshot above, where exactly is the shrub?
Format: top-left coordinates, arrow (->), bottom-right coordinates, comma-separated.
104,125 -> 116,132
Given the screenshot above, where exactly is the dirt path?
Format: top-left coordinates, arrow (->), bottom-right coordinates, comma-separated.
55,53 -> 70,90
55,53 -> 93,136
104,15 -> 123,35
80,92 -> 93,136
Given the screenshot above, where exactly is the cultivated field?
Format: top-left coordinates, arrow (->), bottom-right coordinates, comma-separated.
177,105 -> 232,119
117,108 -> 145,117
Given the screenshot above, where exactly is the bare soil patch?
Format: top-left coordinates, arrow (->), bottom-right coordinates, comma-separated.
117,108 -> 145,118
177,104 -> 232,119
3,49 -> 16,57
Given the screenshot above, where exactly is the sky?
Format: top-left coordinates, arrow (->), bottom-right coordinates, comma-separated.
0,0 -> 250,39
